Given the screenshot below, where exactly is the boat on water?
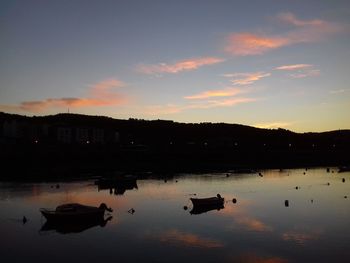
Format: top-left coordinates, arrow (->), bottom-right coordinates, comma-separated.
190,194 -> 224,206
189,194 -> 225,215
40,203 -> 113,222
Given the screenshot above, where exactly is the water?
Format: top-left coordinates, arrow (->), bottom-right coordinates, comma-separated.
0,168 -> 349,262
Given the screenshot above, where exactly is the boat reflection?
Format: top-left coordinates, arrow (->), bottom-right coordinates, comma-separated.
95,177 -> 138,195
40,216 -> 113,234
190,204 -> 225,215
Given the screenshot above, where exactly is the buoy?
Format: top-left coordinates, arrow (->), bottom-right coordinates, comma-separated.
22,216 -> 27,224
56,184 -> 60,189
303,172 -> 306,175
345,196 -> 348,199
311,199 -> 313,203
232,198 -> 237,204
326,168 -> 330,173
342,178 -> 345,183
284,200 -> 289,207
259,173 -> 263,177
183,206 -> 188,210
128,208 -> 135,214
295,186 -> 299,190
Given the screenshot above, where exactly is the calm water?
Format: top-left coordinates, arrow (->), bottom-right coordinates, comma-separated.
0,168 -> 349,263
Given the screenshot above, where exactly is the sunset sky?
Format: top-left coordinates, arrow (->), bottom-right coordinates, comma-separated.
1,0 -> 350,132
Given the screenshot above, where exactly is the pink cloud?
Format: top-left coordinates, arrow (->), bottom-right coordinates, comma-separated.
0,78 -> 127,112
138,57 -> 225,75
184,87 -> 243,100
222,72 -> 271,85
146,97 -> 257,115
274,64 -> 312,71
225,13 -> 342,56
224,33 -> 289,56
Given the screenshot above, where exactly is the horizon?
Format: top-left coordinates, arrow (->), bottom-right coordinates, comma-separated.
2,110 -> 349,134
1,1 -> 350,132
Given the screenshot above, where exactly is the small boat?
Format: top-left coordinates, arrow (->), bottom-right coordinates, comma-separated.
190,194 -> 224,206
40,203 -> 112,222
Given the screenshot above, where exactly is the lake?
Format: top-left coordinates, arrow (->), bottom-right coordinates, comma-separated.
0,168 -> 349,262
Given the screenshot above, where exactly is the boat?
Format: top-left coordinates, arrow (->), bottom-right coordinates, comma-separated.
40,203 -> 113,222
190,194 -> 224,207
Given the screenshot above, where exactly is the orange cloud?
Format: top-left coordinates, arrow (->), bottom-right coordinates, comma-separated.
0,78 -> 127,112
146,97 -> 257,115
225,33 -> 288,56
223,72 -> 271,85
225,13 -> 342,56
157,229 -> 224,248
274,64 -> 312,71
138,57 -> 224,75
184,87 -> 243,100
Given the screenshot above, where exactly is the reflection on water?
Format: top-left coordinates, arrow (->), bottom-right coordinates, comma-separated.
0,168 -> 349,262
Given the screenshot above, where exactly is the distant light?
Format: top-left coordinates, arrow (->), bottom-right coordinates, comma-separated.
34,140 -> 38,144
234,142 -> 238,146
289,143 -> 292,147
263,143 -> 266,147
86,140 -> 90,144
204,142 -> 208,146
333,144 -> 336,147
130,141 -> 134,145
312,144 -> 315,147
170,141 -> 173,145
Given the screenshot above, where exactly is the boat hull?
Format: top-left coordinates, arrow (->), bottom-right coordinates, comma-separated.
40,209 -> 105,222
190,197 -> 224,206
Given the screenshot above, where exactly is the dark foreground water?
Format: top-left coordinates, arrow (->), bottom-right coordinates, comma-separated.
0,168 -> 349,263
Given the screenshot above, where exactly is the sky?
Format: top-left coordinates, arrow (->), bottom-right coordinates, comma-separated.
1,0 -> 350,132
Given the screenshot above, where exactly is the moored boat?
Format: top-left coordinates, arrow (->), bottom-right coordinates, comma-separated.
40,203 -> 112,222
190,194 -> 224,206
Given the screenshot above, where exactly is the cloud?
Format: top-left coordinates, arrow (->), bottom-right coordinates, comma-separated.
146,97 -> 257,115
254,122 -> 293,129
222,72 -> 271,85
274,64 -> 312,71
224,13 -> 342,56
274,64 -> 320,78
225,33 -> 289,56
330,89 -> 347,94
0,78 -> 127,112
184,87 -> 243,100
276,12 -> 325,27
137,57 -> 225,75
282,229 -> 322,245
156,229 -> 224,248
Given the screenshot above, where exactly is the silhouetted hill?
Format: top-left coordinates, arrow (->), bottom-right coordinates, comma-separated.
0,112 -> 349,179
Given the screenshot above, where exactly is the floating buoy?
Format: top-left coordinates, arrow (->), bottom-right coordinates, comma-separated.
284,200 -> 289,207
345,196 -> 348,199
226,174 -> 230,177
295,186 -> 299,190
183,206 -> 188,210
232,198 -> 237,204
259,173 -> 263,177
128,208 -> 135,214
326,168 -> 330,173
22,216 -> 27,224
311,199 -> 314,203
303,172 -> 306,175
342,178 -> 345,183
327,182 -> 330,186
56,184 -> 60,189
